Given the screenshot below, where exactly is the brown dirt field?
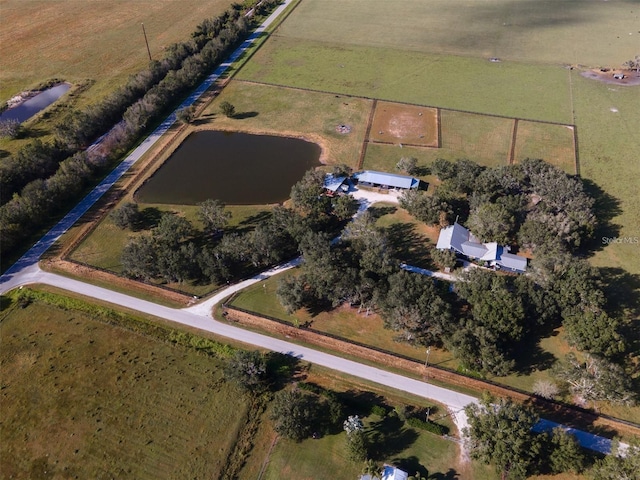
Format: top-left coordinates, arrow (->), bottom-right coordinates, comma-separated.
580,69 -> 640,86
369,102 -> 438,147
224,307 -> 640,440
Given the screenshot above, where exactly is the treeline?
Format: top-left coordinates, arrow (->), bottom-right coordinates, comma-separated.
116,170 -> 359,285
273,161 -> 635,406
0,0 -> 280,259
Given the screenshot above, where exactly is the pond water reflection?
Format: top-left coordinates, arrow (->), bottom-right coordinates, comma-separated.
136,130 -> 322,205
1,84 -> 71,123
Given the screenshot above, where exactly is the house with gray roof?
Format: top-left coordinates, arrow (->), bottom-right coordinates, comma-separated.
436,222 -> 527,272
324,174 -> 348,195
353,170 -> 421,190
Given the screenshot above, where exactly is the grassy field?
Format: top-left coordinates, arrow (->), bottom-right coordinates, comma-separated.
513,121 -> 577,173
0,294 -> 251,479
238,36 -> 574,123
203,80 -> 372,168
0,0 -> 233,102
275,0 -> 639,67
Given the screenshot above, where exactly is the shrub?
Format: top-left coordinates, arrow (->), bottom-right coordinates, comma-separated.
406,416 -> 449,435
370,405 -> 387,417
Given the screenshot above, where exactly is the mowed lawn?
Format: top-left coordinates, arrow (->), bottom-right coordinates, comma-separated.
0,0 -> 234,102
0,297 -> 251,479
275,0 -> 638,67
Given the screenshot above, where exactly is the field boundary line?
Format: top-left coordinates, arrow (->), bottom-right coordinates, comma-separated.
369,140 -> 439,150
573,125 -> 580,175
358,99 -> 377,170
509,118 -> 519,165
437,107 -> 442,148
234,79 -> 577,127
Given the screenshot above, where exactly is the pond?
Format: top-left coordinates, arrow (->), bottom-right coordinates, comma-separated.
136,130 -> 322,205
1,83 -> 71,123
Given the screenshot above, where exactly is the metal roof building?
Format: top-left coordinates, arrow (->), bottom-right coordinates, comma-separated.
436,222 -> 527,272
324,174 -> 348,193
353,170 -> 420,190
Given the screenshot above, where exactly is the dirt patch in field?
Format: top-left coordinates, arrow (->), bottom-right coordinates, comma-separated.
580,69 -> 640,86
370,102 -> 439,147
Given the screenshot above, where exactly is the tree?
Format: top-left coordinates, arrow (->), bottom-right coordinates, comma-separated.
361,459 -> 381,477
553,353 -> 636,407
400,190 -> 451,226
0,118 -> 20,138
381,270 -> 452,347
532,380 -> 560,400
276,274 -> 308,314
431,158 -> 457,180
224,350 -> 268,393
197,198 -> 231,235
591,437 -> 640,480
290,169 -> 331,218
396,156 -> 418,175
431,248 -> 457,270
121,234 -> 158,280
176,105 -> 196,124
466,202 -> 515,244
219,100 -> 235,117
332,194 -> 359,220
109,202 -> 140,230
344,415 -> 367,462
547,428 -> 585,474
270,388 -> 320,441
331,163 -> 352,177
464,394 -> 541,480
154,213 -> 194,246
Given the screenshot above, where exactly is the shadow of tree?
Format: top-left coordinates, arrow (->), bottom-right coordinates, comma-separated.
367,414 -> 419,460
233,111 -> 259,120
429,468 -> 461,480
581,178 -> 623,254
392,456 -> 430,479
0,149 -> 9,159
134,207 -> 163,231
384,223 -> 433,268
240,210 -> 272,225
337,389 -> 387,416
368,205 -> 397,220
513,334 -> 559,375
414,165 -> 431,177
265,351 -> 305,391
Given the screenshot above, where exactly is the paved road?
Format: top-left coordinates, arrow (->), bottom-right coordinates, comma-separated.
0,0 -> 294,292
0,0 -> 627,457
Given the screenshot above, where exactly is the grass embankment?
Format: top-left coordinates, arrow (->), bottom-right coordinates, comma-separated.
0,290 -> 248,479
201,80 -> 372,168
0,0 -> 234,153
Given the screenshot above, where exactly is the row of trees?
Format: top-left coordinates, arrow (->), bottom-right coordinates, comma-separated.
0,0 -> 279,259
119,170 -> 359,285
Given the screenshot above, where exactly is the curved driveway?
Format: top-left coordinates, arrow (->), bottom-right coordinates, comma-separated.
0,0 -> 626,457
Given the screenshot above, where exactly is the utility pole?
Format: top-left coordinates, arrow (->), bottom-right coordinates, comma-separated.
141,23 -> 152,61
425,346 -> 431,368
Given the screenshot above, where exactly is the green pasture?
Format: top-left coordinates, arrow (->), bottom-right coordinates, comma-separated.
364,109 -> 515,170
569,72 -> 640,276
514,121 -> 577,173
276,0 -> 638,67
203,80 -> 372,168
238,37 -> 574,123
0,295 -> 251,479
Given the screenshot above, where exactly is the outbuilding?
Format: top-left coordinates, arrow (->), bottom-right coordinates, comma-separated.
353,170 -> 421,190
